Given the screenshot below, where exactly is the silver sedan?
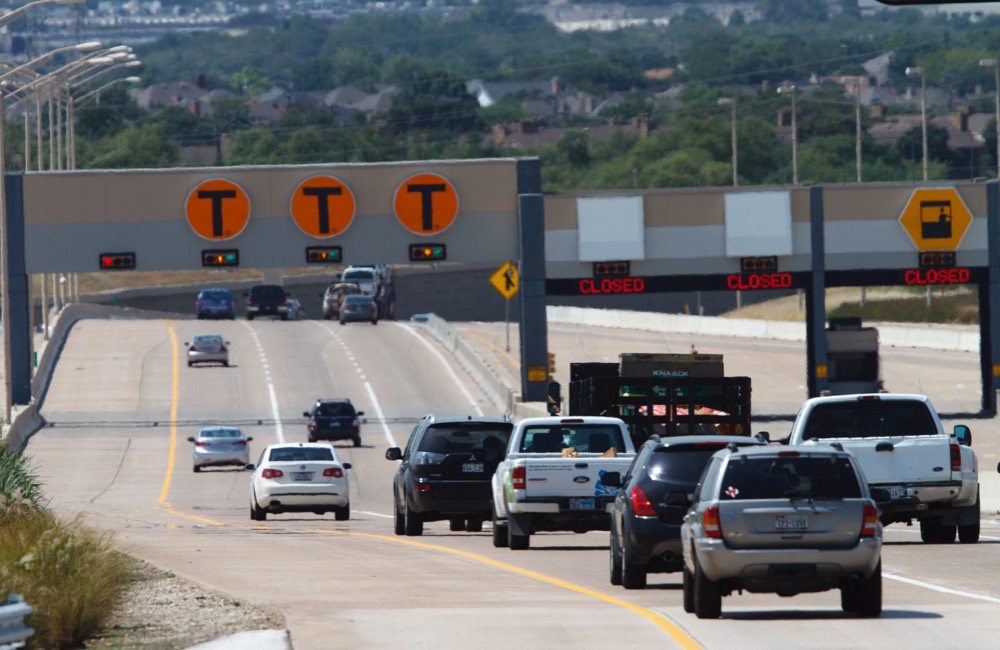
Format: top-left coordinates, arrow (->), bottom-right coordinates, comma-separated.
186,334 -> 230,367
188,427 -> 253,472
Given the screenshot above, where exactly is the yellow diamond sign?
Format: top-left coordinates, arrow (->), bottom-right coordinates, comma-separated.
490,261 -> 519,300
898,187 -> 973,251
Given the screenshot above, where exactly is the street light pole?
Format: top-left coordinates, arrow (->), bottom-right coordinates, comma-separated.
906,66 -> 928,181
718,97 -> 737,186
778,84 -> 798,185
855,81 -> 863,183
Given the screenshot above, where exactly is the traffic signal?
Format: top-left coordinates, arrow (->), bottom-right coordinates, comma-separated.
740,256 -> 778,272
546,381 -> 562,415
202,249 -> 239,267
548,352 -> 556,378
919,251 -> 956,268
98,252 -> 136,270
409,244 -> 446,261
593,261 -> 630,277
305,246 -> 342,264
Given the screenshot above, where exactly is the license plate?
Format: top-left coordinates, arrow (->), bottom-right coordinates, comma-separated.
293,472 -> 312,482
462,462 -> 484,473
775,514 -> 808,530
569,498 -> 596,511
886,485 -> 907,499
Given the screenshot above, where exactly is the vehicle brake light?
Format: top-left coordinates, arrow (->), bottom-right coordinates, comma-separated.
261,468 -> 284,479
194,440 -> 209,447
323,467 -> 344,478
861,502 -> 879,537
352,418 -> 360,430
950,443 -> 961,472
512,466 -> 526,490
777,451 -> 800,457
703,506 -> 722,539
219,345 -> 227,353
232,440 -> 247,447
188,346 -> 196,353
630,484 -> 657,516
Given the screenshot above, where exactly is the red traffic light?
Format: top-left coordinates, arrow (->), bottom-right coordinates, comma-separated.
98,252 -> 136,270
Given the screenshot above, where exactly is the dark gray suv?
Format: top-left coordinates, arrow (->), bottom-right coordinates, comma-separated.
304,399 -> 364,446
245,284 -> 289,320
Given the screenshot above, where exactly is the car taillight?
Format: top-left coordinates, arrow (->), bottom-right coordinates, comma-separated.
861,502 -> 879,538
323,467 -> 344,478
233,440 -> 247,447
261,468 -> 283,479
309,422 -> 317,431
188,346 -> 196,353
950,443 -> 961,472
194,440 -> 209,447
630,484 -> 657,517
247,296 -> 254,305
218,345 -> 227,353
512,466 -> 526,490
703,506 -> 722,539
352,418 -> 360,430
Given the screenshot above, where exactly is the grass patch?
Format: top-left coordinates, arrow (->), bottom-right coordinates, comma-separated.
828,291 -> 979,324
1,444 -> 132,650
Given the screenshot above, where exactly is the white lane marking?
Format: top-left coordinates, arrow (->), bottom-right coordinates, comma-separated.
364,381 -> 397,449
885,573 -> 1000,604
241,322 -> 284,443
357,510 -> 393,519
394,322 -> 485,416
890,527 -> 1000,542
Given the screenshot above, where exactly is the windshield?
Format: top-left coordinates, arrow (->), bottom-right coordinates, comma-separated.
269,447 -> 335,462
720,455 -> 862,500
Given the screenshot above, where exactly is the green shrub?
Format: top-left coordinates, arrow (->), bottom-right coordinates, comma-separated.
0,442 -> 47,518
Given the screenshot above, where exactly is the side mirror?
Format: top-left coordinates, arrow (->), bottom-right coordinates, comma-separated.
386,447 -> 402,461
357,411 -> 366,417
754,431 -> 771,443
244,463 -> 255,471
600,471 -> 622,488
954,424 -> 972,446
183,341 -> 190,346
303,411 -> 311,418
246,436 -> 253,442
342,462 -> 352,470
186,436 -> 195,442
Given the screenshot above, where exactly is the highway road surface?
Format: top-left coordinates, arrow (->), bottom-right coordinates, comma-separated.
18,314 -> 1000,649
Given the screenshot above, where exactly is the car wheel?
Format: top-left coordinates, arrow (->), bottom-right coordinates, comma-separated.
682,565 -> 696,613
251,497 -> 267,522
335,504 -> 350,521
840,583 -> 858,613
307,434 -> 316,443
353,435 -> 362,448
339,320 -> 345,325
466,518 -> 483,533
280,314 -> 288,321
404,498 -> 423,536
508,515 -> 530,550
372,319 -> 378,325
609,529 -> 623,586
621,533 -> 647,590
938,524 -> 957,544
693,559 -> 722,619
393,494 -> 406,536
247,314 -> 254,321
450,518 -> 465,532
853,561 -> 882,618
222,361 -> 229,367
193,465 -> 201,473
492,511 -> 509,548
187,361 -> 193,367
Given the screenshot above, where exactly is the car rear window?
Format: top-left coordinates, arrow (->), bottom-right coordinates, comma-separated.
269,447 -> 335,462
419,423 -> 514,457
343,270 -> 375,282
520,425 -> 625,454
252,285 -> 285,296
317,402 -> 354,417
719,455 -> 862,500
801,400 -> 938,440
202,428 -> 241,438
648,446 -> 733,484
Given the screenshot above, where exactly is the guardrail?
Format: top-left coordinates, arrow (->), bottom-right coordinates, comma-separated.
0,594 -> 34,649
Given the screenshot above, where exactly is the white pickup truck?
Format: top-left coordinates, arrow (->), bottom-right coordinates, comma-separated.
785,393 -> 979,544
490,416 -> 636,550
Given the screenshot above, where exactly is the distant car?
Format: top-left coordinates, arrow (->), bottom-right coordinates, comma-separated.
185,334 -> 230,367
321,282 -> 361,320
304,398 -> 364,446
339,294 -> 378,325
245,284 -> 289,321
247,442 -> 351,521
340,266 -> 378,295
681,445 -> 882,619
286,297 -> 304,320
187,426 -> 253,472
386,414 -> 514,536
603,435 -> 765,589
195,288 -> 236,320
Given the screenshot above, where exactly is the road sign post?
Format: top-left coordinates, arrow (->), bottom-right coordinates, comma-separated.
490,261 -> 519,352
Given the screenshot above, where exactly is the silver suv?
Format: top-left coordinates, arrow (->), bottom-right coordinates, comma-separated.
681,445 -> 882,619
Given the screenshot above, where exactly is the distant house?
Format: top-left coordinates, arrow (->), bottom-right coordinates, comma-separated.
133,81 -> 212,115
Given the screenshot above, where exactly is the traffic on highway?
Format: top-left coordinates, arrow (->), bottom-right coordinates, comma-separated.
16,309 -> 1000,650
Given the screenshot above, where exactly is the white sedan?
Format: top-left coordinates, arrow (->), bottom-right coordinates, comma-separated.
247,443 -> 351,521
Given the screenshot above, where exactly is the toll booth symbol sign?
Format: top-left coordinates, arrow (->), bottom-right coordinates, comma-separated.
898,188 -> 972,251
920,200 -> 952,239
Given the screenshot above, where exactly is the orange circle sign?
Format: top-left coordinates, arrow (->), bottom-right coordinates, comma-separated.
393,172 -> 459,236
185,179 -> 251,241
290,175 -> 356,238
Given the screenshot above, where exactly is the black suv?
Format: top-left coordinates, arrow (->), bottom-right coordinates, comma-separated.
386,414 -> 514,537
601,434 -> 764,589
245,284 -> 289,320
304,399 -> 364,446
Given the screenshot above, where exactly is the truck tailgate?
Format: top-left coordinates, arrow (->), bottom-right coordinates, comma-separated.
521,456 -> 633,500
806,436 -> 952,485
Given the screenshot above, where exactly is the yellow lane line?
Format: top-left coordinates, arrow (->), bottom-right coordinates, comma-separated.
158,321 -> 180,507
